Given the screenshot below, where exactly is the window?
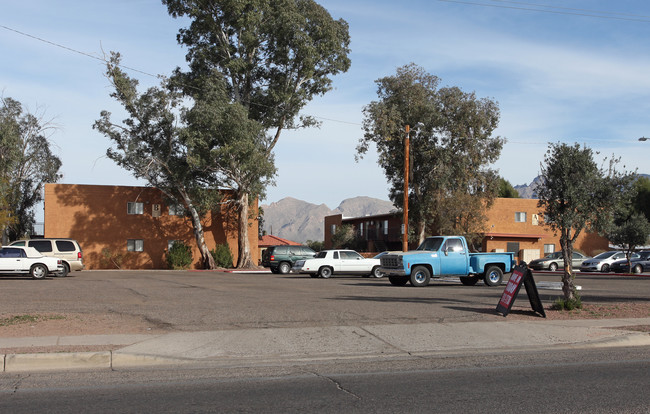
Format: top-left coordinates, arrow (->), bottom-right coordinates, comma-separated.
544,244 -> 555,254
444,238 -> 465,253
383,220 -> 389,235
169,204 -> 184,216
506,242 -> 520,254
55,240 -> 76,252
127,202 -> 144,215
127,239 -> 144,252
515,212 -> 527,223
29,240 -> 53,253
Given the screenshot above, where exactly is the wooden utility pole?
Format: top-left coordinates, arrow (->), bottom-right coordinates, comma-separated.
403,124 -> 410,252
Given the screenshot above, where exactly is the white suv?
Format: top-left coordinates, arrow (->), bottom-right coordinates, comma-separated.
9,239 -> 84,277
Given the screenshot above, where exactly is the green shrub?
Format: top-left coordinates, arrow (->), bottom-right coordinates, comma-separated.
166,241 -> 193,270
551,294 -> 583,311
211,244 -> 234,268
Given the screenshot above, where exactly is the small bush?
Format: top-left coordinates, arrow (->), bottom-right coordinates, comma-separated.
211,244 -> 234,268
166,241 -> 193,270
551,294 -> 583,311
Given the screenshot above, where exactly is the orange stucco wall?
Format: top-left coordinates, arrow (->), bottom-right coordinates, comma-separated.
483,198 -> 608,257
323,198 -> 609,260
43,184 -> 258,269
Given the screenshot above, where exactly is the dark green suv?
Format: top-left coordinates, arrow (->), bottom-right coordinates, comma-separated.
262,245 -> 316,274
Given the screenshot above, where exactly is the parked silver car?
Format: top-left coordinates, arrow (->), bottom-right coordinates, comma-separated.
580,251 -> 637,273
529,251 -> 590,271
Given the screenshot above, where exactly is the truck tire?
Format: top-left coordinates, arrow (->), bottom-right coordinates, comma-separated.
459,275 -> 479,286
483,266 -> 503,287
410,266 -> 431,287
388,276 -> 409,286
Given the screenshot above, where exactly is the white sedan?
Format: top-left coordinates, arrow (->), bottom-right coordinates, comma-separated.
0,246 -> 63,279
292,249 -> 382,278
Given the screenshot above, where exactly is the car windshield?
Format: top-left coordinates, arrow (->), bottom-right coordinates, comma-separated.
593,251 -> 616,259
417,237 -> 444,251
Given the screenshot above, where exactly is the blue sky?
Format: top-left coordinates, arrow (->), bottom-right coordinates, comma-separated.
3,0 -> 650,219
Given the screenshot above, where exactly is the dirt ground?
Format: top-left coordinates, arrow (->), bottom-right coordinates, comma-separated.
2,302 -> 650,338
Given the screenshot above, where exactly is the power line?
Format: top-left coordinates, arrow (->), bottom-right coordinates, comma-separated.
0,24 -> 161,79
436,0 -> 650,23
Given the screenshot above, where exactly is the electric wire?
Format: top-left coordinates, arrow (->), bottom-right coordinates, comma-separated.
436,0 -> 650,23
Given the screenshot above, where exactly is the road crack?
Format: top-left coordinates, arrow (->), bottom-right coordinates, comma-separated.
310,372 -> 361,400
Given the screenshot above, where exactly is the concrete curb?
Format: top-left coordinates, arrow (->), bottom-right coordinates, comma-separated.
3,319 -> 650,373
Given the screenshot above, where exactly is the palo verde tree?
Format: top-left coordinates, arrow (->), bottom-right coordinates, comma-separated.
0,96 -> 62,243
163,0 -> 351,267
358,63 -> 504,247
537,142 -> 633,305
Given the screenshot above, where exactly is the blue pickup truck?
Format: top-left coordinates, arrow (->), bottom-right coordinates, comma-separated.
378,236 -> 516,287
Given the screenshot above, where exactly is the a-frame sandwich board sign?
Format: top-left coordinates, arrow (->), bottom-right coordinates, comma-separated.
496,264 -> 546,318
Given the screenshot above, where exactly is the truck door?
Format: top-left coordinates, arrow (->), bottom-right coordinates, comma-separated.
440,238 -> 468,275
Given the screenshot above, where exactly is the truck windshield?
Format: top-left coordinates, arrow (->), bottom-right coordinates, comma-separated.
416,237 -> 444,251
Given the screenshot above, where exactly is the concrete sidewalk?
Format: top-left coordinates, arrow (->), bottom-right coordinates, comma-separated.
2,317 -> 650,372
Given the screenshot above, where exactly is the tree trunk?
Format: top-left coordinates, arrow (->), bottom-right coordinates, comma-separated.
179,189 -> 216,270
560,229 -> 575,301
236,191 -> 254,268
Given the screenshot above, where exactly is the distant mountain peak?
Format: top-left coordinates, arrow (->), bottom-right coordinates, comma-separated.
260,196 -> 395,243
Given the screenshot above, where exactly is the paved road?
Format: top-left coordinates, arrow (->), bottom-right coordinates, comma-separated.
1,347 -> 648,413
0,269 -> 648,332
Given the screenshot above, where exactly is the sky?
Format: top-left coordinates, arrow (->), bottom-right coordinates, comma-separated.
3,0 -> 650,221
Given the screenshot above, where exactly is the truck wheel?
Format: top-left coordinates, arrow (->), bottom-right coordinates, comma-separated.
483,266 -> 503,287
278,262 -> 291,274
459,275 -> 479,286
388,276 -> 408,286
30,264 -> 48,280
319,266 -> 333,278
410,266 -> 431,287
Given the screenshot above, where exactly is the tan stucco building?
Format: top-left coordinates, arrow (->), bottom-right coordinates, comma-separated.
324,198 -> 608,262
44,184 -> 259,269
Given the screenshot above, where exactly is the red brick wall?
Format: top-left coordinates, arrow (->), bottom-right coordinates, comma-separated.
44,184 -> 258,269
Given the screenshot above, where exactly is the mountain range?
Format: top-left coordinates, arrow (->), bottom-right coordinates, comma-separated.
260,196 -> 396,243
259,176 -> 551,243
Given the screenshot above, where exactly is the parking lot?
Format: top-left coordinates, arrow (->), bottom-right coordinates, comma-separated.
1,270 -> 648,335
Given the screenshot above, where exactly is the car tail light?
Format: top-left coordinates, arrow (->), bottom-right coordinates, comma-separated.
78,252 -> 83,259
270,255 -> 275,261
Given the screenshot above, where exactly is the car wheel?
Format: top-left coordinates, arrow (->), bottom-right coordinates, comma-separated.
459,275 -> 479,286
483,266 -> 503,287
319,266 -> 333,278
633,264 -> 643,274
601,264 -> 610,273
371,266 -> 383,278
410,266 -> 431,287
278,262 -> 291,274
57,263 -> 70,277
30,264 -> 47,280
549,262 -> 558,272
388,276 -> 409,286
